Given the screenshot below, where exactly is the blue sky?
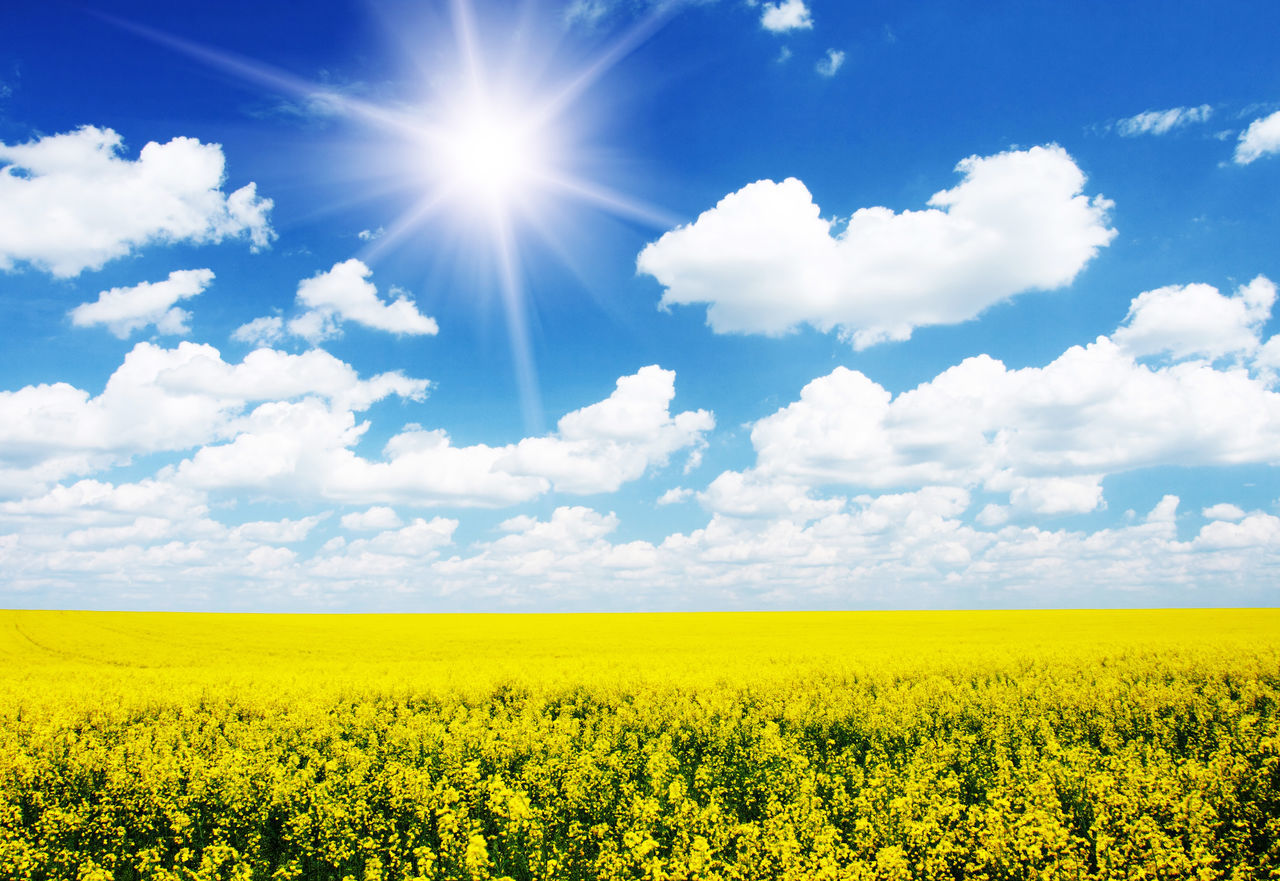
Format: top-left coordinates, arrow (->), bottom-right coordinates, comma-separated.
2,0 -> 1279,611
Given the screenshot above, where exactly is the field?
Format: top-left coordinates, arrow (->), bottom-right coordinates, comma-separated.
0,609 -> 1277,881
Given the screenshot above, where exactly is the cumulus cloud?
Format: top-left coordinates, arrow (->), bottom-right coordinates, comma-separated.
710,279 -> 1280,516
231,315 -> 284,347
237,259 -> 438,343
291,259 -> 437,340
1234,110 -> 1280,164
656,487 -> 692,506
0,126 -> 273,277
499,365 -> 715,494
1116,105 -> 1212,137
1202,503 -> 1246,521
815,49 -> 845,77
1112,276 -> 1275,360
0,342 -> 428,494
340,506 -> 403,531
69,268 -> 215,338
172,365 -> 713,507
310,517 -> 458,581
637,145 -> 1115,348
232,514 -> 326,544
760,0 -> 812,33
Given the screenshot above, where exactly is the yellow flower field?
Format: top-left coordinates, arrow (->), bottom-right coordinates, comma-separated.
1,609 -> 1277,880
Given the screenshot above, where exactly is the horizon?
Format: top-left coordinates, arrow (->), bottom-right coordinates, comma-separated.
2,0 -> 1279,612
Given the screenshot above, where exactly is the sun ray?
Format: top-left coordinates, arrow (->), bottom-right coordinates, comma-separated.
104,2 -> 678,435
490,207 -> 545,432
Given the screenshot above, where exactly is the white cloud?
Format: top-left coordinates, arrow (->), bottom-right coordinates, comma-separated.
637,145 -> 1115,348
231,315 -> 284,347
0,478 -> 208,524
232,514 -> 326,544
0,126 -> 273,277
698,470 -> 843,521
1194,512 -> 1280,549
1113,277 -> 1275,361
723,281 -> 1280,515
656,487 -> 692,506
287,259 -> 437,341
1202,503 -> 1246,521
1234,109 -> 1280,164
500,366 -> 714,494
816,49 -> 845,77
69,268 -> 215,338
1116,105 -> 1212,137
172,365 -> 713,508
0,342 -> 428,494
761,0 -> 812,33
340,506 -> 403,531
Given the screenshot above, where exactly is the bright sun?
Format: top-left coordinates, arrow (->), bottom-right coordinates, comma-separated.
432,99 -> 550,212
131,0 -> 675,431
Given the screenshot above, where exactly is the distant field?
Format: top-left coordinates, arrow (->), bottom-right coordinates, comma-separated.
1,609 -> 1277,879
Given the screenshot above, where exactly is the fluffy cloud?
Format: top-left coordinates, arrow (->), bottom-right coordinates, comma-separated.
340,506 -> 403,531
1234,110 -> 1280,164
0,342 -> 428,494
310,517 -> 458,581
173,365 -> 713,507
499,365 -> 714,493
1112,277 -> 1274,360
235,260 -> 438,343
231,514 -> 327,544
717,279 -> 1280,515
1116,105 -> 1212,137
637,145 -> 1115,348
760,0 -> 812,33
69,268 -> 215,338
0,126 -> 273,277
1202,503 -> 1245,521
815,49 -> 845,77
231,316 -> 284,347
289,259 -> 437,341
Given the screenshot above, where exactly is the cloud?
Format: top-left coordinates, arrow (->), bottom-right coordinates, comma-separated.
231,514 -> 327,544
231,316 -> 285,347
1234,109 -> 1280,164
172,365 -> 713,507
637,145 -> 1115,348
0,126 -> 273,278
716,279 -> 1280,515
760,0 -> 812,33
498,365 -> 715,494
69,268 -> 215,338
816,49 -> 845,77
237,259 -> 438,343
1202,503 -> 1245,521
340,506 -> 403,531
1116,105 -> 1212,137
0,342 -> 428,494
1112,276 -> 1274,360
656,487 -> 692,505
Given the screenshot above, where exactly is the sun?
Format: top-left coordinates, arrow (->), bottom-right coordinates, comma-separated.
114,1 -> 677,432
435,97 -> 550,210
429,94 -> 553,215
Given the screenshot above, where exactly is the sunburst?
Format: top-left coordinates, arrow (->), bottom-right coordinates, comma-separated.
107,0 -> 678,432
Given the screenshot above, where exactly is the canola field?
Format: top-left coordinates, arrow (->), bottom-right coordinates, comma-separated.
0,609 -> 1277,881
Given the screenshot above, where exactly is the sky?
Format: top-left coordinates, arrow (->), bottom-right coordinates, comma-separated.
1,0 -> 1279,611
